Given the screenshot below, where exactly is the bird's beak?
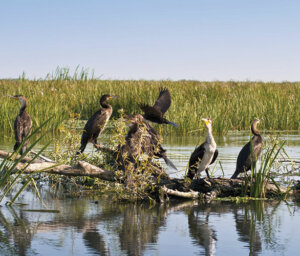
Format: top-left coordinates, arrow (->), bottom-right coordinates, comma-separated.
108,95 -> 118,100
201,118 -> 209,126
111,95 -> 119,99
7,95 -> 17,100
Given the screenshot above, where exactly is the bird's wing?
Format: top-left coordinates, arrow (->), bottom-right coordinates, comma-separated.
210,149 -> 218,165
22,113 -> 32,138
139,104 -> 162,118
80,110 -> 102,143
153,88 -> 171,114
188,143 -> 205,169
14,117 -> 23,143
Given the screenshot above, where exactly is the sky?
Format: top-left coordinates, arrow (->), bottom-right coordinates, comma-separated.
0,0 -> 300,81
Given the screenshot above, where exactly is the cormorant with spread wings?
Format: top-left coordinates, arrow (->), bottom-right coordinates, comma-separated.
139,88 -> 178,127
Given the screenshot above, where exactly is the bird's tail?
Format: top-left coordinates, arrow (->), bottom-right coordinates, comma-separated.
14,142 -> 27,155
20,147 -> 27,155
77,143 -> 86,155
162,155 -> 177,170
167,121 -> 178,127
231,170 -> 239,179
13,142 -> 20,152
186,169 -> 195,180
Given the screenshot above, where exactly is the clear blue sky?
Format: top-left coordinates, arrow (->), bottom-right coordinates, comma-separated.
1,0 -> 299,81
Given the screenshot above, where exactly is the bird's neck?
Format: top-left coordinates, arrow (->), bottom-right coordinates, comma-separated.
251,122 -> 260,136
100,101 -> 111,109
19,100 -> 27,114
206,126 -> 216,146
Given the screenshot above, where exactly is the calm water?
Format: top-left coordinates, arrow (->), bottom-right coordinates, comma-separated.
0,132 -> 300,255
1,196 -> 300,255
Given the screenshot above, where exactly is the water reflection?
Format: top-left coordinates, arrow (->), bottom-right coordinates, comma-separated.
186,201 -> 273,256
187,205 -> 217,256
233,202 -> 263,256
0,198 -> 299,255
0,207 -> 37,256
83,229 -> 109,256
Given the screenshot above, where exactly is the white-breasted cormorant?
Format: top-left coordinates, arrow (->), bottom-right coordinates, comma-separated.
231,118 -> 263,179
187,118 -> 218,179
118,114 -> 177,170
78,94 -> 117,153
8,95 -> 32,155
139,88 -> 178,127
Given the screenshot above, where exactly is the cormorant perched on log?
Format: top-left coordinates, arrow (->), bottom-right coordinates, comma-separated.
8,95 -> 32,155
78,94 -> 117,153
139,88 -> 178,127
187,118 -> 218,179
231,118 -> 263,179
117,114 -> 177,170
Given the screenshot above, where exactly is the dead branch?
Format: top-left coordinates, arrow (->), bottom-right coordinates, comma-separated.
30,150 -> 55,162
161,186 -> 199,199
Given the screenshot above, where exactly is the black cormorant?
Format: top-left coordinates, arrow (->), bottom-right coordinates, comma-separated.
139,88 -> 178,126
231,118 -> 263,179
78,94 -> 117,153
118,114 -> 177,170
187,118 -> 218,179
8,95 -> 32,155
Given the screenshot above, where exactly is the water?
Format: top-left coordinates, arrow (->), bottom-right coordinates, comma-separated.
0,132 -> 300,255
1,197 -> 300,255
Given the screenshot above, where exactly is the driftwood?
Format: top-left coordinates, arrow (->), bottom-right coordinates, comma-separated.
12,161 -> 115,182
0,149 -> 295,201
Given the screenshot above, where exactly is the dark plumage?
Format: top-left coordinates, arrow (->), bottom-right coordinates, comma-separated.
9,95 -> 32,155
187,118 -> 218,179
231,118 -> 263,179
78,94 -> 117,153
117,114 -> 177,170
139,88 -> 178,127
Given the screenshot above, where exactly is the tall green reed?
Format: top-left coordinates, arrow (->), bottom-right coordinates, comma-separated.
1,68 -> 299,136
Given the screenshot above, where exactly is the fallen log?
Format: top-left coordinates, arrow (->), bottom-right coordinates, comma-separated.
12,161 -> 115,182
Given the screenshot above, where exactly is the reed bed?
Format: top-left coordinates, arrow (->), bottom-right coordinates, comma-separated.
0,73 -> 299,136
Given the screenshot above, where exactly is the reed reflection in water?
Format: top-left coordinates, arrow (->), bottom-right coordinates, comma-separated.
0,197 -> 300,256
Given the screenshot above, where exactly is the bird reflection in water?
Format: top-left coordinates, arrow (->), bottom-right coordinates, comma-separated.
187,205 -> 217,256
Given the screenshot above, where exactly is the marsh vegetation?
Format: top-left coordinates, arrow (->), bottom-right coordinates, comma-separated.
1,69 -> 299,136
0,69 -> 299,205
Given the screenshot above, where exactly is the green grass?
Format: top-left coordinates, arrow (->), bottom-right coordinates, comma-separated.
1,70 -> 299,136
